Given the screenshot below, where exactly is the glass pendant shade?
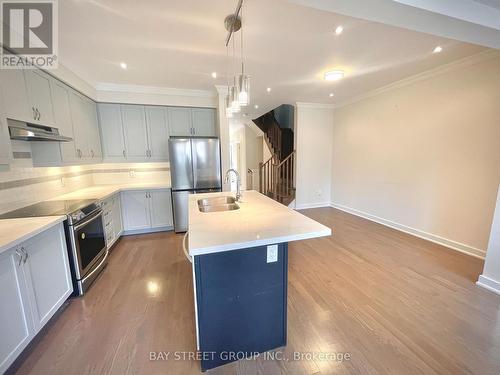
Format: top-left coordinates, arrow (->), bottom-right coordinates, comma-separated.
230,86 -> 240,113
238,74 -> 250,106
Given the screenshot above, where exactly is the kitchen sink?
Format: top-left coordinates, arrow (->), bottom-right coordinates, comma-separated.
197,196 -> 237,206
197,196 -> 239,213
198,203 -> 240,213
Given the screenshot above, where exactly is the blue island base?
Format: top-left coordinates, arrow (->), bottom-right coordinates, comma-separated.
193,243 -> 288,371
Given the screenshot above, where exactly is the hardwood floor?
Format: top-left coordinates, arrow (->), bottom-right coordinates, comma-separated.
11,208 -> 500,375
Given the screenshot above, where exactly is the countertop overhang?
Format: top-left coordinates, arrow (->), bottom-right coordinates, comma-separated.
188,190 -> 332,256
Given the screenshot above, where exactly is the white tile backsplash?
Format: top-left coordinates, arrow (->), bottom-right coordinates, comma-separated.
0,159 -> 170,214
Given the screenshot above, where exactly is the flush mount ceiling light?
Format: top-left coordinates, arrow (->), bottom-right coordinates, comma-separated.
254,104 -> 259,109
433,46 -> 443,53
266,87 -> 271,93
120,62 -> 127,70
329,93 -> 334,97
324,70 -> 344,81
335,26 -> 343,35
211,72 -> 217,78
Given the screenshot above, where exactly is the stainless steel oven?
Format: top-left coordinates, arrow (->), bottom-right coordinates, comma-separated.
0,198 -> 108,296
67,205 -> 107,295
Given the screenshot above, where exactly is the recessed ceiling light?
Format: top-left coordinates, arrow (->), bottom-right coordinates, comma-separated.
335,26 -> 343,35
329,93 -> 334,97
266,87 -> 271,92
433,46 -> 443,54
254,104 -> 259,109
120,62 -> 127,70
324,70 -> 344,81
211,72 -> 217,78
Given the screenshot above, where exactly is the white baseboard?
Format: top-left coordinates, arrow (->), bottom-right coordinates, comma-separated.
330,202 -> 486,259
122,226 -> 173,236
295,202 -> 331,210
477,275 -> 500,295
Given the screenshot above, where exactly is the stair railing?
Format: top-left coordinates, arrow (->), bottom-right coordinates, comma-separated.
259,153 -> 278,197
259,150 -> 296,203
275,150 -> 295,200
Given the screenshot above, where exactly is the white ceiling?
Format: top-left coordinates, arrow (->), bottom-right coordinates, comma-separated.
60,0 -> 487,117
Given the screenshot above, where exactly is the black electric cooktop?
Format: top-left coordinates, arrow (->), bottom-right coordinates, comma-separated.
0,199 -> 98,219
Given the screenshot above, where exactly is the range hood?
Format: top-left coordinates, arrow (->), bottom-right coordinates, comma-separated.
7,119 -> 72,142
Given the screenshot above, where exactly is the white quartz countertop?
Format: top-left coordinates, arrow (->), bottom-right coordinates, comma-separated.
0,216 -> 65,254
50,182 -> 171,201
0,182 -> 170,254
188,190 -> 332,256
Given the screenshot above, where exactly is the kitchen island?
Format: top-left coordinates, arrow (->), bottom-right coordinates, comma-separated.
188,190 -> 331,371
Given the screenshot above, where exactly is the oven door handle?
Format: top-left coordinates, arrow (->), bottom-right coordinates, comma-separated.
81,250 -> 109,284
73,210 -> 103,232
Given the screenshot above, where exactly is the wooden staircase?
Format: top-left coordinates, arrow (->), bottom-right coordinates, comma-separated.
256,111 -> 296,206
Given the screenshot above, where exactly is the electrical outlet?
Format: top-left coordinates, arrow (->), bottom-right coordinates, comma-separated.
129,170 -> 136,178
316,189 -> 323,197
267,244 -> 278,263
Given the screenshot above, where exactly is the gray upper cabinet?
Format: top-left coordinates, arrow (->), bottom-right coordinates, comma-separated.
50,81 -> 77,163
192,108 -> 217,136
25,70 -> 56,126
0,69 -> 32,123
168,107 -> 192,136
68,90 -> 89,160
85,99 -> 102,161
145,106 -> 169,161
121,105 -> 149,160
98,103 -> 126,161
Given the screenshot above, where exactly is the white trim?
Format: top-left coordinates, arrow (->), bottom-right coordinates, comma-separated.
295,202 -> 331,210
330,202 -> 486,259
295,102 -> 336,109
477,275 -> 500,295
95,83 -> 216,98
334,49 -> 500,109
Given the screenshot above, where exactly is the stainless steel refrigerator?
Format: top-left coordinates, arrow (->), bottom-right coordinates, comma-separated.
169,137 -> 221,232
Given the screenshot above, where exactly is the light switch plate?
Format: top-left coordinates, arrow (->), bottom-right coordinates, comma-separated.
267,244 -> 278,263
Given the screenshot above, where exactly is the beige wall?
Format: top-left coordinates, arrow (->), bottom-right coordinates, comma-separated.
331,54 -> 500,257
295,104 -> 334,209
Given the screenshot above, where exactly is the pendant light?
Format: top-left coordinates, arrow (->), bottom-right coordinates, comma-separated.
230,37 -> 240,113
224,0 -> 250,118
237,5 -> 249,106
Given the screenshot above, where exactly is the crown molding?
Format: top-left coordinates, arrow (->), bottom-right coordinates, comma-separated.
296,102 -> 336,109
334,49 -> 500,109
94,83 -> 217,98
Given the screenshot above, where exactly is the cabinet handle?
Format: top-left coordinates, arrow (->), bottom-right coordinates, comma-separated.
15,248 -> 23,266
37,108 -> 41,120
32,107 -> 36,120
22,247 -> 28,263
123,150 -> 126,158
91,150 -> 95,158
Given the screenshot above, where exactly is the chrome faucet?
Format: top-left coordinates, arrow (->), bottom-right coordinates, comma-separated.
225,169 -> 242,202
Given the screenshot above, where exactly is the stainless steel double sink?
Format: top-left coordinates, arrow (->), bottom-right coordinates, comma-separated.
197,196 -> 240,213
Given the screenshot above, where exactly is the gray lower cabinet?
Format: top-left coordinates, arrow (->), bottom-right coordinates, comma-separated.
102,193 -> 124,249
121,189 -> 173,232
0,223 -> 73,373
